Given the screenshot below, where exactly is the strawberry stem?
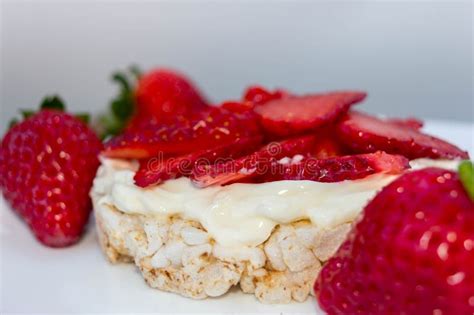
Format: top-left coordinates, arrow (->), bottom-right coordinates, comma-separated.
459,160 -> 474,201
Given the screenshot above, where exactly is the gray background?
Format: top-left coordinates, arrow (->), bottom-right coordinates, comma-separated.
1,0 -> 473,132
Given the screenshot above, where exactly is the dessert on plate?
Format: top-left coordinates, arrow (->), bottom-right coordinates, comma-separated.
0,67 -> 471,311
88,68 -> 469,303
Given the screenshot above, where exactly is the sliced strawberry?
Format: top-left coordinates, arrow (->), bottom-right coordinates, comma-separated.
191,135 -> 317,187
134,137 -> 262,187
103,107 -> 261,159
221,101 -> 255,114
243,85 -> 289,106
387,117 -> 424,130
311,129 -> 346,159
311,137 -> 344,159
262,151 -> 409,183
337,111 -> 468,159
254,91 -> 367,137
222,85 -> 288,114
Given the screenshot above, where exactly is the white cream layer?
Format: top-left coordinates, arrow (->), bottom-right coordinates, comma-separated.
91,157 -> 459,247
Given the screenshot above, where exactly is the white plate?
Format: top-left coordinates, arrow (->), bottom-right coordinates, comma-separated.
1,120 -> 473,314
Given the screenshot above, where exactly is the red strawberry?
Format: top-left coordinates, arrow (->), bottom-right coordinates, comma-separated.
243,85 -> 288,106
337,111 -> 468,159
99,67 -> 209,139
134,136 -> 262,187
254,91 -> 367,137
221,101 -> 255,114
314,166 -> 474,315
221,86 -> 288,116
135,68 -> 208,118
0,108 -> 102,247
191,135 -> 317,187
311,137 -> 344,159
387,117 -> 424,130
312,130 -> 346,159
103,107 -> 261,159
263,151 -> 409,183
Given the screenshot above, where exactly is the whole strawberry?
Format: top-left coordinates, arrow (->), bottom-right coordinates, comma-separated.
0,97 -> 102,247
314,164 -> 474,314
135,68 -> 208,117
99,66 -> 209,138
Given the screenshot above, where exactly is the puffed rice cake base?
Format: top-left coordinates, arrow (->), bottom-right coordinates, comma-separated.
93,198 -> 351,304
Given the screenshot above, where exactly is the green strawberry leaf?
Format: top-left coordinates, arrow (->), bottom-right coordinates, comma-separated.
40,95 -> 66,111
75,113 -> 91,124
98,65 -> 141,139
8,118 -> 19,129
112,73 -> 131,92
21,110 -> 35,119
8,95 -> 95,132
459,160 -> 474,201
111,93 -> 134,121
129,64 -> 142,80
99,114 -> 123,138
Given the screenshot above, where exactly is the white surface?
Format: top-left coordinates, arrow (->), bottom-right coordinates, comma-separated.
1,120 -> 473,314
1,0 -> 473,132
